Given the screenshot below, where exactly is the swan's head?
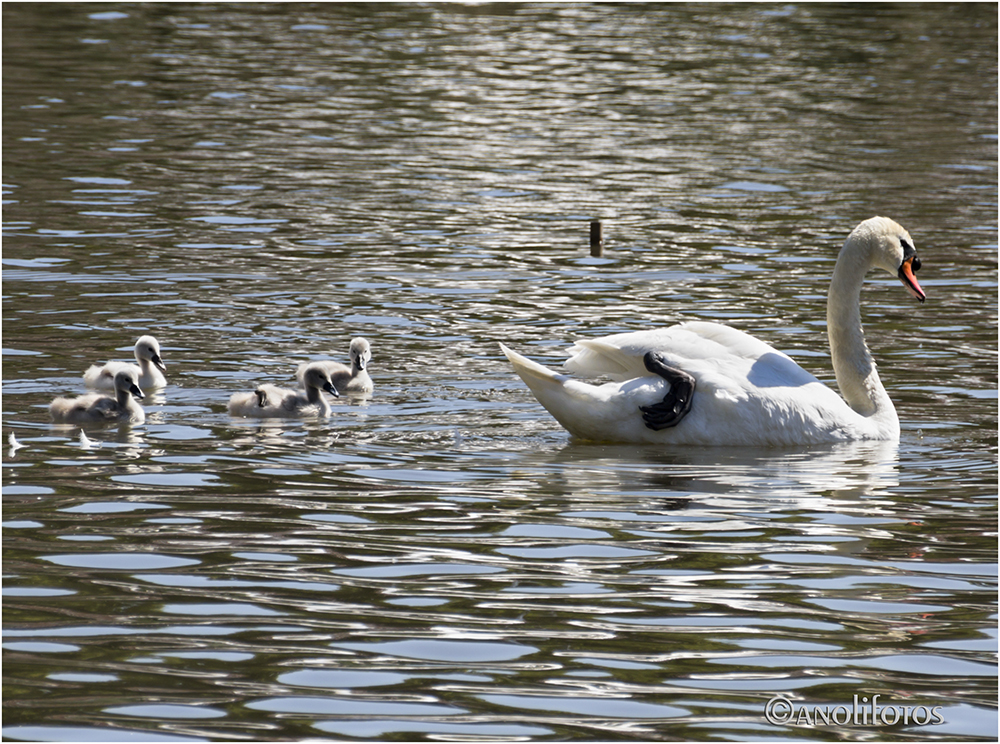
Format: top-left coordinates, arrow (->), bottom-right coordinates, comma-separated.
349,337 -> 372,371
851,216 -> 925,303
302,364 -> 340,397
114,369 -> 145,400
135,335 -> 167,372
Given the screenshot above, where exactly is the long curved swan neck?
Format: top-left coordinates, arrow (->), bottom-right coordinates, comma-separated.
826,232 -> 897,430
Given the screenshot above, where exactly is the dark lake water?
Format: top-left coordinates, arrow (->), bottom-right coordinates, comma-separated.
2,3 -> 997,741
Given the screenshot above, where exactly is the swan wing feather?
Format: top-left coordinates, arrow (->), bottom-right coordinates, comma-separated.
503,322 -> 870,445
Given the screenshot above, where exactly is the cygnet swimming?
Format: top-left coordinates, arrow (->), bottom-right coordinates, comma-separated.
84,335 -> 167,390
297,337 -> 373,395
228,364 -> 339,418
50,368 -> 146,425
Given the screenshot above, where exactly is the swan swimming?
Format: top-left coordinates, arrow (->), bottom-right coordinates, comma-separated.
501,216 -> 926,447
228,363 -> 339,418
50,368 -> 146,425
84,335 -> 167,390
297,337 -> 373,395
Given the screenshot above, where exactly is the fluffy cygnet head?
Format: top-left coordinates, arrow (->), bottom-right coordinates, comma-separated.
301,364 -> 339,398
349,337 -> 372,371
114,368 -> 145,400
135,335 -> 167,372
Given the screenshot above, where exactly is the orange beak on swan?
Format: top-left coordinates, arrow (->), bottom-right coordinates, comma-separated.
898,255 -> 925,303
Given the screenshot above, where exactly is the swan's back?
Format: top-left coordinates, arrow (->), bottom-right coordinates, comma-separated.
567,322 -> 788,379
227,387 -> 271,418
228,384 -> 326,418
49,393 -> 121,424
504,321 -> 873,446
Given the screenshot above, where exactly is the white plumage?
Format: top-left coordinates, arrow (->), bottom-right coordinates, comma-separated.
84,335 -> 167,390
501,217 -> 926,447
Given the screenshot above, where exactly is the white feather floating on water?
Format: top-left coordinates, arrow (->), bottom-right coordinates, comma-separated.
8,432 -> 26,452
78,430 -> 101,449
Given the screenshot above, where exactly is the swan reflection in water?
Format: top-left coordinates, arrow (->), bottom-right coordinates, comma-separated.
512,439 -> 903,513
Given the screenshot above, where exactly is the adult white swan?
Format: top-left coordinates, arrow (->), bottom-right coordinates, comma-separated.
500,216 -> 926,447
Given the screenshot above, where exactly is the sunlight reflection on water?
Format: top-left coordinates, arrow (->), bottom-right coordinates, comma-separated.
3,1 -> 997,741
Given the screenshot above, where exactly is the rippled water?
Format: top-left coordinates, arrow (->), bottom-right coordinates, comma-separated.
3,3 -> 997,742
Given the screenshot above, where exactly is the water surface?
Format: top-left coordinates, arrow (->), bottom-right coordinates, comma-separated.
3,3 -> 997,741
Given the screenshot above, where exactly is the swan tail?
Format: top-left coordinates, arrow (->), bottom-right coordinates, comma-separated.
500,343 -> 570,389
501,343 -> 616,438
565,338 -> 642,379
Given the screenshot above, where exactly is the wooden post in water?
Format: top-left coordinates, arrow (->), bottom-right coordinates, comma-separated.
590,220 -> 604,257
